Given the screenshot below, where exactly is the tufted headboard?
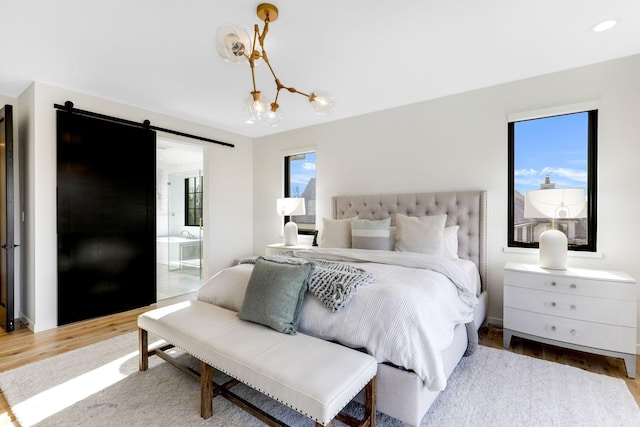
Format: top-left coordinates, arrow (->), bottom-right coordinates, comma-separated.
332,191 -> 487,291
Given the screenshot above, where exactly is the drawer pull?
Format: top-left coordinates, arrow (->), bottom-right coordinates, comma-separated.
570,284 -> 577,289
549,281 -> 557,287
549,302 -> 576,310
549,325 -> 577,335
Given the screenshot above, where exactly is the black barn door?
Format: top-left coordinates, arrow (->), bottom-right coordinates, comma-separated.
0,105 -> 15,332
57,111 -> 156,325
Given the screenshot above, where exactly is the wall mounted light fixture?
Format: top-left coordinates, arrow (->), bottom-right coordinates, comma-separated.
216,3 -> 335,126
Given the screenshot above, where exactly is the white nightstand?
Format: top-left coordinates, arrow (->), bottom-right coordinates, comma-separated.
265,243 -> 312,255
503,262 -> 637,378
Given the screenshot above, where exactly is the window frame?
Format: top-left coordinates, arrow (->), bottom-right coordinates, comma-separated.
507,106 -> 598,252
283,149 -> 316,235
184,175 -> 203,227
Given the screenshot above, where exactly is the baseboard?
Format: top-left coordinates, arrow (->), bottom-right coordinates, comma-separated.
486,316 -> 503,328
19,314 -> 35,332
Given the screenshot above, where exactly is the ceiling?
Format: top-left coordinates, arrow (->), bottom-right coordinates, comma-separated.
157,138 -> 203,168
1,1 -> 639,139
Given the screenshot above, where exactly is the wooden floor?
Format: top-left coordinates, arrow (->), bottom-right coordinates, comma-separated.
0,309 -> 638,425
0,294 -> 194,426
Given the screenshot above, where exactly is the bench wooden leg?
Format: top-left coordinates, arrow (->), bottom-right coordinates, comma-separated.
138,328 -> 148,371
200,361 -> 214,419
364,376 -> 376,427
333,375 -> 376,427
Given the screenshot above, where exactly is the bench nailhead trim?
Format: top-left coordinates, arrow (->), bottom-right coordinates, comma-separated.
143,328 -> 374,424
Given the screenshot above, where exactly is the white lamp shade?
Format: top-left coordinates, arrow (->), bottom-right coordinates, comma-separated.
276,198 -> 306,216
524,188 -> 587,219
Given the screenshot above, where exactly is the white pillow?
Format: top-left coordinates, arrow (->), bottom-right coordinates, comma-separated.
319,217 -> 353,248
441,225 -> 460,259
394,213 -> 447,254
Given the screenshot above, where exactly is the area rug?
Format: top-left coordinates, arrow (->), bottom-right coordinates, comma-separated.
1,332 -> 639,426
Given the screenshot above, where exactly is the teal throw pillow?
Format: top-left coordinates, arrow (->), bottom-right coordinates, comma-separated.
239,258 -> 314,334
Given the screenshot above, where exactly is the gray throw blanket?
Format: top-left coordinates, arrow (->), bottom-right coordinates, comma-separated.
239,252 -> 376,312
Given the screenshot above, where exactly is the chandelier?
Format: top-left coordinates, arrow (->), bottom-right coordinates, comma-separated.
215,3 -> 335,126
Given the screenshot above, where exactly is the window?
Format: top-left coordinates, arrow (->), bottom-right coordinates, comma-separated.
284,151 -> 316,234
508,107 -> 597,252
185,176 -> 203,226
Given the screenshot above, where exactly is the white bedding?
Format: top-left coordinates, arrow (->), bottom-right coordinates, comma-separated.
197,248 -> 479,391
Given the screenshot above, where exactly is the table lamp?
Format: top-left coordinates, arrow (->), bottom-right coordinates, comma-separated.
277,197 -> 306,246
524,177 -> 586,270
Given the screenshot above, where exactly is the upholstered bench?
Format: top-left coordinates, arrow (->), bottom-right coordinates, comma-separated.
138,300 -> 377,426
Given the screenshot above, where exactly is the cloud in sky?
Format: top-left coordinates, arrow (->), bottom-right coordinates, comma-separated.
515,166 -> 587,191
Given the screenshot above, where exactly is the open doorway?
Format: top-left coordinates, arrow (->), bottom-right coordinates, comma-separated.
156,138 -> 204,300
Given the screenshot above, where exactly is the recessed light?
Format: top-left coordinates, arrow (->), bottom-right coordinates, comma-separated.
590,19 -> 618,33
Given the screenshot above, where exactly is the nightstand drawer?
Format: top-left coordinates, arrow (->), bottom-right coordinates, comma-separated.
504,307 -> 636,354
504,286 -> 636,327
504,269 -> 636,300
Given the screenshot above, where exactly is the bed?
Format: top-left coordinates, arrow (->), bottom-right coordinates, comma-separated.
197,191 -> 488,426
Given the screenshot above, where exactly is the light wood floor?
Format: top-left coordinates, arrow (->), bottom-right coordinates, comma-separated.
1,309 -> 638,425
0,294 -> 194,426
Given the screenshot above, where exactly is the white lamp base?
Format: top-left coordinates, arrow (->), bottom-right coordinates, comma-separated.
284,221 -> 298,246
539,229 -> 567,270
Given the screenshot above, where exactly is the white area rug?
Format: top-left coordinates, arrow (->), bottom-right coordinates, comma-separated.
1,332 -> 639,426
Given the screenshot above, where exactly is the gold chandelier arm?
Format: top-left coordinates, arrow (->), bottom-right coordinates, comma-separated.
249,58 -> 258,94
252,24 -> 259,56
257,16 -> 311,103
288,88 -> 311,98
261,48 -> 312,103
258,19 -> 270,47
231,3 -> 331,119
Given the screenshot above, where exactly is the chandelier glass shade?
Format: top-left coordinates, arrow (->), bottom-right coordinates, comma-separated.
243,92 -> 267,123
215,3 -> 335,126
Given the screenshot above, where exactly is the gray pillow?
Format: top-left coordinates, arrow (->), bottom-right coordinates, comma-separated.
239,258 -> 314,334
351,217 -> 393,250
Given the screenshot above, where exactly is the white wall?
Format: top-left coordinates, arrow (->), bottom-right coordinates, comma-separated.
16,82 -> 253,331
253,54 -> 640,349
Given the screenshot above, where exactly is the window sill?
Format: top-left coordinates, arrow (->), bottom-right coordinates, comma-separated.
503,246 -> 604,259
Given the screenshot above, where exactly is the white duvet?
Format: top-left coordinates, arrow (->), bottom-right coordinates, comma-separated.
197,248 -> 479,391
